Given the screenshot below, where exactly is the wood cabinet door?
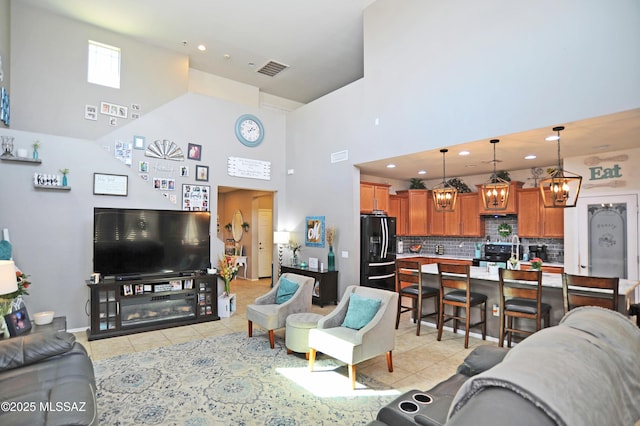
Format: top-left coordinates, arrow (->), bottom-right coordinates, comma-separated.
517,188 -> 541,237
388,195 -> 406,236
360,183 -> 375,213
374,185 -> 390,213
542,204 -> 564,237
427,193 -> 445,236
459,193 -> 482,236
407,190 -> 428,236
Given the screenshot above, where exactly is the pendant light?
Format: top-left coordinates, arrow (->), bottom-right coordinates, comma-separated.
539,126 -> 582,208
432,149 -> 457,211
480,139 -> 510,211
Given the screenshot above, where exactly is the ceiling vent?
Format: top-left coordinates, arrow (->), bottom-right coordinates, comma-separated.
257,60 -> 289,77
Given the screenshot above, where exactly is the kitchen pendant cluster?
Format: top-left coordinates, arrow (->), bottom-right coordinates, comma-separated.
539,126 -> 582,208
480,139 -> 510,211
432,149 -> 458,211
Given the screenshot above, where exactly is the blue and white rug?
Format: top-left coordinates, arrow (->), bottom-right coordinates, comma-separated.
94,331 -> 399,425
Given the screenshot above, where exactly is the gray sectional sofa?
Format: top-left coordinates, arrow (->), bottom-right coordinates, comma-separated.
371,306 -> 640,426
0,331 -> 97,425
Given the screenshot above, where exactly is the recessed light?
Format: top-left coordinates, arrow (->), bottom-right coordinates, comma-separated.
418,170 -> 427,175
458,150 -> 470,156
386,164 -> 396,168
197,44 -> 206,51
223,54 -> 231,60
525,155 -> 537,160
248,62 -> 255,67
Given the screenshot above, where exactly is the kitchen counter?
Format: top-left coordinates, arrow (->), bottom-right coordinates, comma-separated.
416,263 -> 639,339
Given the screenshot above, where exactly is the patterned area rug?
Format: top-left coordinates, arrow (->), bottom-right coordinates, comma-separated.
94,331 -> 399,425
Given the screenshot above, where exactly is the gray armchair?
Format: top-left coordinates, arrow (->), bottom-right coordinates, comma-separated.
246,273 -> 315,348
308,285 -> 399,389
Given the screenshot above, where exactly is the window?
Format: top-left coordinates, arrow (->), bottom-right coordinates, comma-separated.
87,40 -> 120,89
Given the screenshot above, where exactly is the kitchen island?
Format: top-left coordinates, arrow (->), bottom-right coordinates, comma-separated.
416,263 -> 639,341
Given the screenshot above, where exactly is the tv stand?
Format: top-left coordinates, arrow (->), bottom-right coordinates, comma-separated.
87,272 -> 219,340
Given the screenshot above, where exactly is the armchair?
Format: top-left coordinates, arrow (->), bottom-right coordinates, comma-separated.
246,273 -> 315,348
308,285 -> 399,389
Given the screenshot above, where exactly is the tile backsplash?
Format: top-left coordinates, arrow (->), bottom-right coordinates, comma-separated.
398,216 -> 564,263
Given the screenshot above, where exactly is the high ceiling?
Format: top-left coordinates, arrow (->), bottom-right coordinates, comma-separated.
19,0 -> 639,181
21,0 -> 376,104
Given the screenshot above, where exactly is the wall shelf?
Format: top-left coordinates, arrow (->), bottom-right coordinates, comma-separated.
1,156 -> 42,164
34,184 -> 70,191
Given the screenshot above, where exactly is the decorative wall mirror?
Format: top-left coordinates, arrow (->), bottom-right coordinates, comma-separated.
231,210 -> 244,242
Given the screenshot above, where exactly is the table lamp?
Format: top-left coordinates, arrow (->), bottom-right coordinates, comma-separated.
273,231 -> 290,276
0,260 -> 18,297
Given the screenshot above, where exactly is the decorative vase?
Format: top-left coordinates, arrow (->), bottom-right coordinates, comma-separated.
328,246 -> 335,271
292,254 -> 298,266
223,278 -> 231,295
62,174 -> 68,187
32,149 -> 38,160
0,298 -> 13,339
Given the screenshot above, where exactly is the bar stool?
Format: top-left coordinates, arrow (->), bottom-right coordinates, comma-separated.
562,273 -> 619,313
395,259 -> 439,336
498,268 -> 551,348
437,263 -> 487,348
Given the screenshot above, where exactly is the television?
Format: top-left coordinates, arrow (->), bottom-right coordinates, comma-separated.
93,208 -> 211,279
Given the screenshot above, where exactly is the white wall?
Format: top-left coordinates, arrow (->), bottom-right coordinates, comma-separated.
9,2 -> 189,139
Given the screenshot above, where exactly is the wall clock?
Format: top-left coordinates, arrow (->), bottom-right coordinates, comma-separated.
235,114 -> 264,147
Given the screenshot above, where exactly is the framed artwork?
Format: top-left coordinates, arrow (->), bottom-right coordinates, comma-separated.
195,165 -> 209,182
182,184 -> 210,211
187,143 -> 202,161
93,173 -> 128,196
4,307 -> 32,337
133,135 -> 145,150
85,104 -> 97,121
305,216 -> 325,248
100,101 -> 128,118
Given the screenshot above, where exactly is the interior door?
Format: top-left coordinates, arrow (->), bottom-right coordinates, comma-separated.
258,209 -> 273,278
577,194 -> 638,279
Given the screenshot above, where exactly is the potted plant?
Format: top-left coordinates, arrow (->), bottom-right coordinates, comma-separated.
59,168 -> 69,186
409,178 -> 426,189
32,140 -> 40,160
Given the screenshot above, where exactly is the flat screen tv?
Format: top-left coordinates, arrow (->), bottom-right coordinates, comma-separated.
93,207 -> 211,279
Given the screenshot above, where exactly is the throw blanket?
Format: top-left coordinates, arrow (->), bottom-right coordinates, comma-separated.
448,306 -> 640,426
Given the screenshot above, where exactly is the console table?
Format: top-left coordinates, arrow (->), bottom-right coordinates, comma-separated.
281,265 -> 338,307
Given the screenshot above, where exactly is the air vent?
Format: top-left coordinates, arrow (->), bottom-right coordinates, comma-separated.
257,60 -> 289,77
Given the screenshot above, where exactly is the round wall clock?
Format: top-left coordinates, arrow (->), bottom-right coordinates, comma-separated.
235,114 -> 264,147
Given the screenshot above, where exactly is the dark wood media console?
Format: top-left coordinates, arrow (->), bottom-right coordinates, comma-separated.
280,265 -> 338,307
87,273 -> 219,340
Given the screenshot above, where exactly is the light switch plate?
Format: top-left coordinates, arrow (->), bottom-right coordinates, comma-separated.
341,251 -> 348,258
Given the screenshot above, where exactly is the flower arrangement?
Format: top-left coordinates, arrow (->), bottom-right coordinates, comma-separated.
530,257 -> 543,270
287,240 -> 302,256
217,255 -> 239,294
59,168 -> 69,176
2,271 -> 31,300
326,226 -> 337,247
32,140 -> 40,150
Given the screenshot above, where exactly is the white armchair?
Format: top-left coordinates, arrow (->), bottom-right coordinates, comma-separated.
246,273 -> 315,349
308,285 -> 399,389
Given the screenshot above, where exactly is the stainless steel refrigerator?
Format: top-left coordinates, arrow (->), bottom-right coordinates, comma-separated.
360,215 -> 397,291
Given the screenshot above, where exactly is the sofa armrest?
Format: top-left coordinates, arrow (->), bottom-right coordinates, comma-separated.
0,331 -> 76,372
456,345 -> 509,377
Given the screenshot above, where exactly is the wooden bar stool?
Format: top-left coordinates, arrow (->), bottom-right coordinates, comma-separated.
395,259 -> 439,336
498,268 -> 551,348
562,273 -> 619,313
437,263 -> 487,348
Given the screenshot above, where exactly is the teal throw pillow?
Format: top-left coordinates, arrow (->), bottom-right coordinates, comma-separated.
276,277 -> 299,304
341,292 -> 382,330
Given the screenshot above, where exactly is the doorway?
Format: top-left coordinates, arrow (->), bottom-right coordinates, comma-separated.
218,187 -> 275,280
576,194 -> 638,279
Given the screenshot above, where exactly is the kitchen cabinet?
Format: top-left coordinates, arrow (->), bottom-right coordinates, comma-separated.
389,194 -> 408,235
477,181 -> 524,215
427,192 -> 481,237
360,182 -> 390,214
395,190 -> 429,236
517,188 -> 564,238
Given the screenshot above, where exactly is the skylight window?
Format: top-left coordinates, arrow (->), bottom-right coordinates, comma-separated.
87,40 -> 121,89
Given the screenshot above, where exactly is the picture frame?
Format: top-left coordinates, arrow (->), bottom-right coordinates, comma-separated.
100,101 -> 128,118
123,285 -> 133,296
4,307 -> 32,337
133,135 -> 145,150
195,165 -> 209,182
182,184 -> 210,211
305,216 -> 325,248
84,104 -> 97,121
187,143 -> 202,161
308,257 -> 319,269
93,173 -> 128,196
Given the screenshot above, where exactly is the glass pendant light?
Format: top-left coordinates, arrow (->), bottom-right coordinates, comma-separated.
539,126 -> 582,208
432,149 -> 457,212
480,139 -> 510,210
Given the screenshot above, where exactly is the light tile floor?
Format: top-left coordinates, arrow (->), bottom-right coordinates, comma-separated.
74,278 -> 493,394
